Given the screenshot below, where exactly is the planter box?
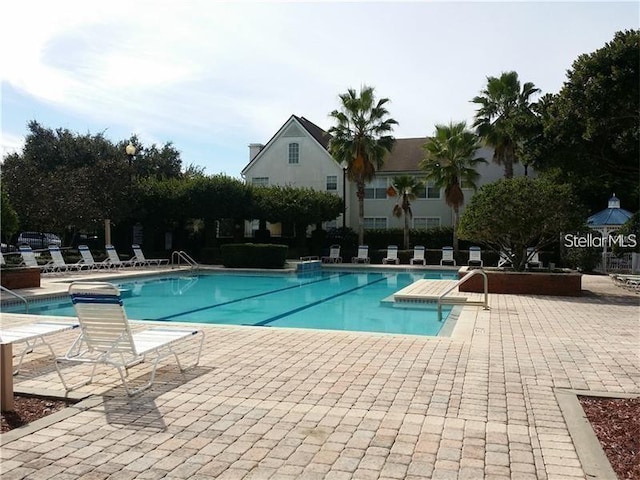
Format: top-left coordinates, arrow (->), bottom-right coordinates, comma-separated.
0,267 -> 41,289
458,267 -> 582,296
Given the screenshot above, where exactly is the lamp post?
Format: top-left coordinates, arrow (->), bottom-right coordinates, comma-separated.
341,161 -> 348,230
125,142 -> 136,183
125,143 -> 136,246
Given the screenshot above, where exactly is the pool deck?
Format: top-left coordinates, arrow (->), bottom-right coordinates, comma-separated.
1,268 -> 638,479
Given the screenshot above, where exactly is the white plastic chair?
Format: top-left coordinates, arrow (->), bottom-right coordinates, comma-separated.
322,245 -> 342,264
132,244 -> 169,267
468,246 -> 484,267
440,246 -> 456,266
351,245 -> 370,264
410,246 -> 426,265
77,245 -> 110,270
526,247 -> 542,268
498,250 -> 513,268
106,245 -> 139,268
56,282 -> 205,395
382,245 -> 399,265
18,245 -> 55,272
49,245 -> 91,272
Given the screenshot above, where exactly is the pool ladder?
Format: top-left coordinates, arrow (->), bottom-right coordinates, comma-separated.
171,250 -> 199,270
1,285 -> 29,313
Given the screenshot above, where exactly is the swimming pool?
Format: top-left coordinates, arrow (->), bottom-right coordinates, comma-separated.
6,270 -> 457,336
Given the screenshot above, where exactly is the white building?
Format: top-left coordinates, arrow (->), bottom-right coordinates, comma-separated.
241,115 -> 528,236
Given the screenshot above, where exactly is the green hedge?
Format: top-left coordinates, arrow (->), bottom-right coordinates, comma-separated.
221,243 -> 288,268
361,227 -> 470,250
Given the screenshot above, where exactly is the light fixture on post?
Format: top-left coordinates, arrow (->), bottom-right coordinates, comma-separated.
125,142 -> 137,247
125,142 -> 136,182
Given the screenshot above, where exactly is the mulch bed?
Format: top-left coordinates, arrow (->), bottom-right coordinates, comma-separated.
579,396 -> 640,480
1,395 -> 74,433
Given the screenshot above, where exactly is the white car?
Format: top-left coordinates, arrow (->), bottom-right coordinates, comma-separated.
17,232 -> 63,250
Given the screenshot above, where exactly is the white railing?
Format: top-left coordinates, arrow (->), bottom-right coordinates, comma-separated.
171,251 -> 199,270
437,269 -> 489,321
599,253 -> 633,273
1,285 -> 29,313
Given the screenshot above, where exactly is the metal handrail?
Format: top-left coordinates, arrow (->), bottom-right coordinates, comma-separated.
437,268 -> 489,321
171,250 -> 199,270
0,285 -> 29,313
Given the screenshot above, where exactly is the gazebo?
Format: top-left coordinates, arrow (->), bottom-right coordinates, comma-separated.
586,194 -> 633,271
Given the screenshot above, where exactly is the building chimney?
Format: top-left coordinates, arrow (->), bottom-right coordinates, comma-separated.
249,143 -> 264,161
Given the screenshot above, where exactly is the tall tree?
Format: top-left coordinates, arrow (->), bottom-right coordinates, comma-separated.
527,30 -> 639,212
388,175 -> 423,249
421,121 -> 486,253
458,177 -> 585,271
328,85 -> 397,245
472,71 -> 540,178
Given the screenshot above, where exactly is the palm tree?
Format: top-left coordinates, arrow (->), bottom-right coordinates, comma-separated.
388,175 -> 423,249
421,121 -> 486,253
472,71 -> 540,178
328,85 -> 397,245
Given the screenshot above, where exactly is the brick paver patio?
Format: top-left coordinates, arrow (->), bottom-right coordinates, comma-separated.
1,274 -> 638,479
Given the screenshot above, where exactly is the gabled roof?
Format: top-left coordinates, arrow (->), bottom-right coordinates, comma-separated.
241,115 -> 335,175
293,115 -> 332,149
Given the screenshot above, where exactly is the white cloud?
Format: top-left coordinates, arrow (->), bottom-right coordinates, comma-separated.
1,1 -> 637,176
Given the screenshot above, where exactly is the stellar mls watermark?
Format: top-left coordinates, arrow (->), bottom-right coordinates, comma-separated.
563,233 -> 637,248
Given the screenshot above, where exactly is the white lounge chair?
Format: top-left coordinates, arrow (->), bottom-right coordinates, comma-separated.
440,246 -> 456,266
77,245 -> 110,270
351,245 -> 370,264
468,246 -> 484,267
56,282 -> 205,395
322,244 -> 342,264
410,246 -> 426,265
106,244 -> 139,268
1,321 -> 78,375
498,250 -> 513,268
132,244 -> 169,267
526,247 -> 542,268
18,245 -> 55,272
49,245 -> 90,272
382,245 -> 400,265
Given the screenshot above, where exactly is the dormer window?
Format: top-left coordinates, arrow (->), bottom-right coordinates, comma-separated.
288,143 -> 299,164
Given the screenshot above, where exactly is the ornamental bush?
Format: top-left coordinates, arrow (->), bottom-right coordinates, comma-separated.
458,177 -> 585,271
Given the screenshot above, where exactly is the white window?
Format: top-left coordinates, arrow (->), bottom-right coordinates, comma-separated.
252,177 -> 269,186
416,181 -> 440,199
326,175 -> 337,191
413,217 -> 440,229
364,217 -> 388,230
364,178 -> 388,199
288,143 -> 299,164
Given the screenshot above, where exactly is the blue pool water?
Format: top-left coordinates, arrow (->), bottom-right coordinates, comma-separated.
7,270 -> 457,336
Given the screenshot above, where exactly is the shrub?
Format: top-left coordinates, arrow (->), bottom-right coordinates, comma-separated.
221,243 -> 288,268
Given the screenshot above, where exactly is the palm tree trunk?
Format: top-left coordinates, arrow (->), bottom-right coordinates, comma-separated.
357,181 -> 365,245
505,146 -> 515,179
452,206 -> 459,253
403,208 -> 410,250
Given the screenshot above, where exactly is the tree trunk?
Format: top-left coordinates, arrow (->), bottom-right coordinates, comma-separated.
452,206 -> 459,253
504,146 -> 515,179
403,208 -> 410,250
357,182 -> 365,246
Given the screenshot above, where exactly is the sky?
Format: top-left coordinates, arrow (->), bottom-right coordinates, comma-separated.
1,1 -> 638,179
